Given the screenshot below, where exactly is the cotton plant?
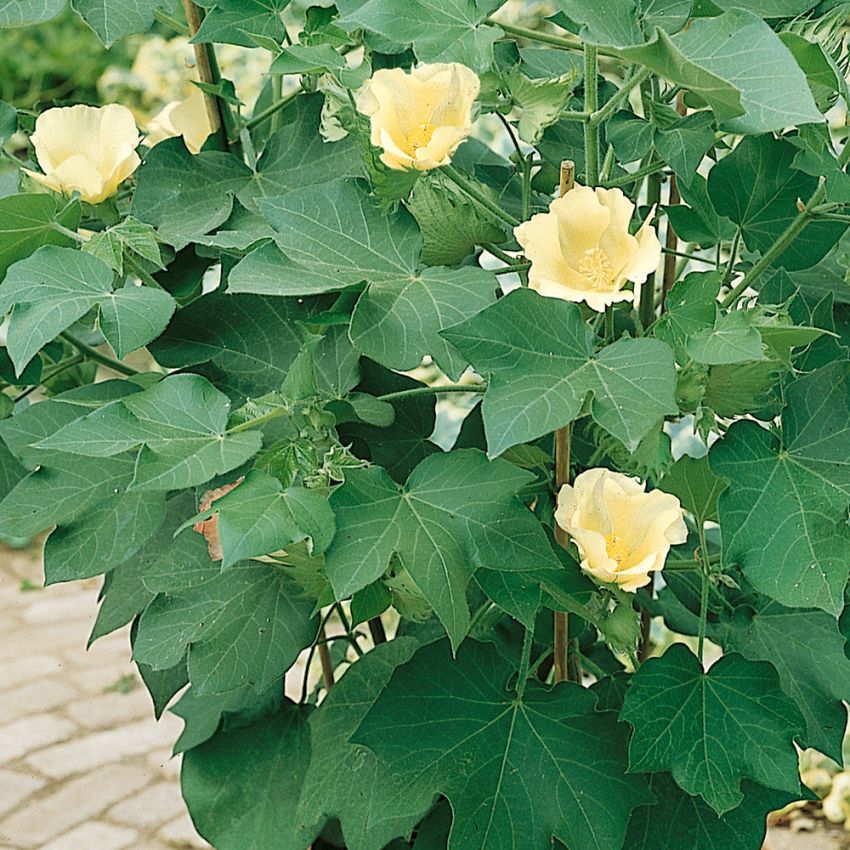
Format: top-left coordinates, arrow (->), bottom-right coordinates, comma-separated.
1,2 -> 850,850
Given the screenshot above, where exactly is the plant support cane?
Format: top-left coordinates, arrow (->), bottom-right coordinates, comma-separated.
182,0 -> 223,137
553,160 -> 575,685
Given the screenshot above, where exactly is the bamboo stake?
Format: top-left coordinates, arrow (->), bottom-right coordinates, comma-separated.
182,0 -> 222,135
553,160 -> 575,685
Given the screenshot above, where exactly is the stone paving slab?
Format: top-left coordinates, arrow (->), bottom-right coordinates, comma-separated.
0,544 -> 211,850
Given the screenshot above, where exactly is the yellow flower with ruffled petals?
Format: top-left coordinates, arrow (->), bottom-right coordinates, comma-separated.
555,468 -> 687,592
24,104 -> 141,204
515,184 -> 662,312
357,62 -> 480,172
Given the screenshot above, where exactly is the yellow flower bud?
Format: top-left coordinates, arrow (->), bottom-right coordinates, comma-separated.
555,468 -> 687,592
146,88 -> 214,155
23,104 -> 141,204
515,184 -> 662,312
357,62 -> 480,172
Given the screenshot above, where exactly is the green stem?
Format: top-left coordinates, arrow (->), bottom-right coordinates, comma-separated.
228,405 -> 288,433
442,165 -> 520,228
720,227 -> 742,289
12,355 -> 85,402
228,383 -> 488,435
377,383 -> 487,403
602,159 -> 666,189
604,305 -> 615,343
599,144 -> 615,183
661,246 -> 714,265
482,242 -> 517,265
246,86 -> 303,131
60,333 -> 141,377
515,626 -> 535,699
153,7 -> 190,34
721,138 -> 850,307
52,222 -> 85,243
589,66 -> 652,127
494,263 -> 531,275
639,175 -> 662,329
490,20 -> 617,57
489,20 -> 584,52
583,45 -> 600,185
125,256 -> 166,291
696,525 -> 711,663
807,212 -> 850,223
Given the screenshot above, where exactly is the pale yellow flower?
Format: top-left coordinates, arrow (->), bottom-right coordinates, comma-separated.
515,184 -> 662,312
23,104 -> 141,205
146,88 -> 214,154
555,468 -> 687,592
357,62 -> 480,171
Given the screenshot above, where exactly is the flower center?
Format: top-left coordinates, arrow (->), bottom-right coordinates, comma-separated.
604,533 -> 630,566
578,248 -> 614,290
409,121 -> 435,152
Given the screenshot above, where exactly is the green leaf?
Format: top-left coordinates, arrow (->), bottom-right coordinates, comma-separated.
654,270 -> 721,361
269,43 -> 346,75
350,265 -> 498,380
85,492 -> 198,643
324,449 -> 559,648
182,469 -> 336,567
404,174 -> 505,267
654,112 -> 715,185
135,560 -> 318,694
0,100 -> 15,144
336,0 -> 504,72
132,139 -> 252,250
182,702 -> 312,850
625,775 -> 801,850
350,580 -> 392,626
709,0 -> 819,14
708,134 -> 844,271
686,311 -> 764,365
1,246 -> 172,365
99,284 -> 177,359
255,178 -> 422,296
149,292 -> 311,397
0,439 -> 26,503
712,596 -> 850,760
709,362 -> 850,614
136,652 -> 188,720
658,455 -> 726,524
0,0 -> 64,27
0,453 -> 137,538
666,176 -> 736,248
443,288 -> 678,457
43,491 -> 166,585
82,216 -> 164,275
192,0 -> 287,47
475,569 -> 541,630
0,194 -> 81,281
621,643 -> 803,814
506,66 -> 580,144
617,10 -> 823,134
354,639 -> 653,850
0,246 -> 110,374
238,94 -> 363,208
337,362 -> 439,482
297,637 -> 428,849
70,0 -> 170,45
39,373 -> 262,491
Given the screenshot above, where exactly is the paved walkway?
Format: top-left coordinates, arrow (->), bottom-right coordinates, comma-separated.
0,542 -> 211,850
